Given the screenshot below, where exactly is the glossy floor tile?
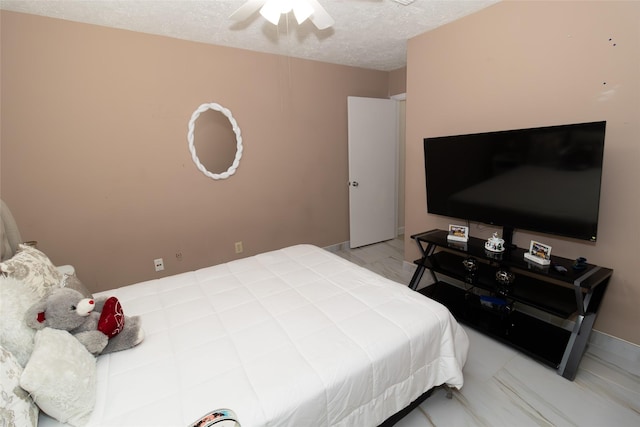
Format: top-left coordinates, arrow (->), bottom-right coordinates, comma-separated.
330,236 -> 640,427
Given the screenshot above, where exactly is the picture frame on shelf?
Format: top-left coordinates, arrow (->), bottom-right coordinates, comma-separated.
524,240 -> 552,265
447,224 -> 469,242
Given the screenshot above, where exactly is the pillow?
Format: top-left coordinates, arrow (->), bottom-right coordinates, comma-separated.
20,328 -> 97,427
0,244 -> 63,297
0,276 -> 40,367
61,273 -> 93,298
0,345 -> 39,427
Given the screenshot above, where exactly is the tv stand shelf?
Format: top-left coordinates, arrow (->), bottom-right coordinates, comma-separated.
409,229 -> 613,380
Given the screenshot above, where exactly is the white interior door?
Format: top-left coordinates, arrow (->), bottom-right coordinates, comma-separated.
347,96 -> 398,248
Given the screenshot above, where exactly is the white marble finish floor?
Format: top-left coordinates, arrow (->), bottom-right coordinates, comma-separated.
329,237 -> 640,427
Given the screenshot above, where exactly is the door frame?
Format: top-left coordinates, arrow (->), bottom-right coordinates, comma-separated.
391,93 -> 406,236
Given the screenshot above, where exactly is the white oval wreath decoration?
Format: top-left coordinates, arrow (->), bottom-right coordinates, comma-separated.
187,102 -> 243,180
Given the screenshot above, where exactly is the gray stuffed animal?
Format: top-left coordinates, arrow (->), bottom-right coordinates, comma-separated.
25,287 -> 144,356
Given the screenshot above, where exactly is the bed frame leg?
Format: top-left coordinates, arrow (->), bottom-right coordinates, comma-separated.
441,385 -> 453,399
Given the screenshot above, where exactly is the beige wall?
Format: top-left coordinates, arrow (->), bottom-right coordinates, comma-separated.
405,1 -> 640,345
0,11 -> 391,292
389,67 -> 407,97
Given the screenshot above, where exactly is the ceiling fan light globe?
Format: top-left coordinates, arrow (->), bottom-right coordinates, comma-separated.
251,0 -> 334,30
307,0 -> 334,29
260,1 -> 284,25
293,2 -> 313,24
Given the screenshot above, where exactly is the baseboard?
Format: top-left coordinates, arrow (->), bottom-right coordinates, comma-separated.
587,330 -> 640,374
324,241 -> 350,253
325,234 -> 405,253
402,259 -> 416,272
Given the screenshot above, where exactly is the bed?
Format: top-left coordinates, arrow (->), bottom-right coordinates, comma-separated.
4,243 -> 468,427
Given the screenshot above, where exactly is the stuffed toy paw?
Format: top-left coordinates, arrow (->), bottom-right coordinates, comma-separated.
25,287 -> 144,356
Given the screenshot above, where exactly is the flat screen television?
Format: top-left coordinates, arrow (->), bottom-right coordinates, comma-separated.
423,121 -> 606,246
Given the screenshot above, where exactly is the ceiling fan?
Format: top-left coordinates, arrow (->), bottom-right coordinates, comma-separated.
230,0 -> 335,30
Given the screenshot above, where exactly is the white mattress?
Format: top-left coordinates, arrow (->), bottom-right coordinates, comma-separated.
41,244 -> 468,427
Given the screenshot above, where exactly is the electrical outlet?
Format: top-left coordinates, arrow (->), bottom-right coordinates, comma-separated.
234,241 -> 243,254
176,251 -> 183,261
154,258 -> 164,272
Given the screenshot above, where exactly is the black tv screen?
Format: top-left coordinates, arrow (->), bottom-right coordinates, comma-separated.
424,121 -> 606,243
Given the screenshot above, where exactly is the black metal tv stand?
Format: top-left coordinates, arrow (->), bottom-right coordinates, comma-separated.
409,229 -> 613,380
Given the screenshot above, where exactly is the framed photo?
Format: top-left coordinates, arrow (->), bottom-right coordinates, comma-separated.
447,224 -> 469,242
524,240 -> 552,265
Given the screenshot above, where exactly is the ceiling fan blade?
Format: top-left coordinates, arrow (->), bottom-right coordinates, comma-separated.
230,0 -> 267,21
307,0 -> 335,30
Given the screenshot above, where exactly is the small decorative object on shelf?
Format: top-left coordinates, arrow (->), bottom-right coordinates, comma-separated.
480,295 -> 513,314
462,257 -> 478,284
447,224 -> 469,242
495,270 -> 515,297
524,240 -> 552,265
484,232 -> 505,252
462,257 -> 478,272
572,257 -> 587,271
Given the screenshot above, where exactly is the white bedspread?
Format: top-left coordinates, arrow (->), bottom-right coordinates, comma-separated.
41,244 -> 468,427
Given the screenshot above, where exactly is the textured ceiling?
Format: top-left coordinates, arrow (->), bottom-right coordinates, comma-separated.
0,0 -> 499,71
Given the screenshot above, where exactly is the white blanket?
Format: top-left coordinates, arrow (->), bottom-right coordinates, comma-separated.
41,244 -> 468,427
